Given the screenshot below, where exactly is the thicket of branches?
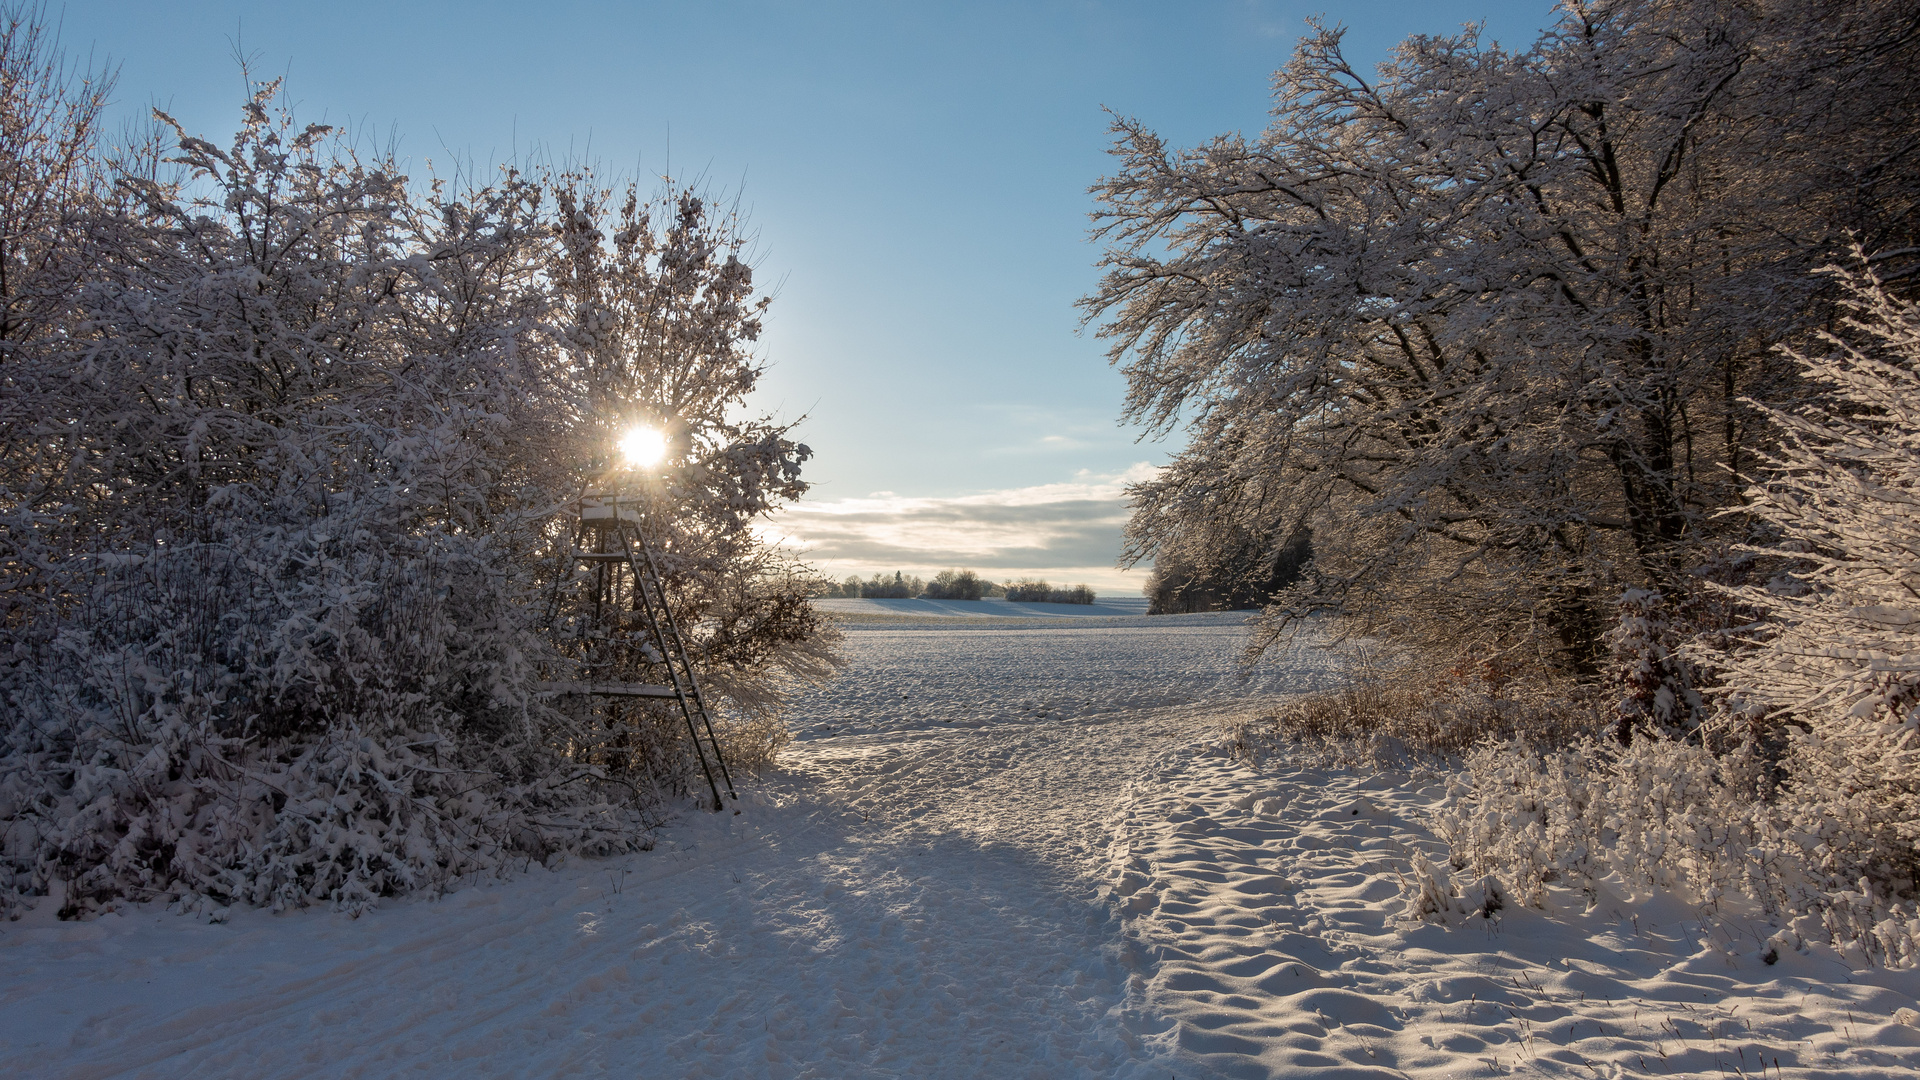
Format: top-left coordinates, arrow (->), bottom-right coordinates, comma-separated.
0,10 -> 832,918
1145,524 -> 1311,614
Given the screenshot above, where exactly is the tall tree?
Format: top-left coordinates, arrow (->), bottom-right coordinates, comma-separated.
1085,0 -> 1920,672
545,174 -> 831,740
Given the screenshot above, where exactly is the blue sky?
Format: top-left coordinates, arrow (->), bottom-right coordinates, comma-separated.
62,0 -> 1562,592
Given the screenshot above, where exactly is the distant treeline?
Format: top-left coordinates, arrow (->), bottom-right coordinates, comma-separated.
813,570 -> 1097,604
1005,580 -> 1096,605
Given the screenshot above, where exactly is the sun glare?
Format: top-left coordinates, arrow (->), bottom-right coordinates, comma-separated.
618,426 -> 668,469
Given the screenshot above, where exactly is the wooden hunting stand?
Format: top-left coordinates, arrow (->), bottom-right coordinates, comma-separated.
540,493 -> 735,810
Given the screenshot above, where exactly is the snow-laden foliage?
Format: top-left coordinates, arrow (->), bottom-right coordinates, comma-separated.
1605,588 -> 1709,742
1701,263 -> 1920,901
0,40 -> 833,918
1435,275 -> 1920,959
1085,0 -> 1920,671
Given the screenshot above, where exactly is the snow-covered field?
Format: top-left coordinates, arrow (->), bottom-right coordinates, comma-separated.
4,612 -> 1918,1079
791,601 -> 1324,738
811,596 -> 1154,619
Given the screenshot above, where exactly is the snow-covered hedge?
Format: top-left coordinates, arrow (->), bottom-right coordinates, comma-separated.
0,33 -> 832,919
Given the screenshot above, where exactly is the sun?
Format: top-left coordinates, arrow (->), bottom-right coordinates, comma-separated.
617,426 -> 668,469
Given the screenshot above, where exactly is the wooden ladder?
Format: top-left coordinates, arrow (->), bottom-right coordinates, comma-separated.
542,493 -> 735,810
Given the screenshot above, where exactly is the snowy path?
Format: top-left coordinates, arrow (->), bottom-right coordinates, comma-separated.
1,711 -> 1206,1078
5,612 -> 1919,1078
0,715 -> 1180,1078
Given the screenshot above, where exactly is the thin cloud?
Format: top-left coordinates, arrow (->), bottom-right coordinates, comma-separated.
759,463 -> 1158,590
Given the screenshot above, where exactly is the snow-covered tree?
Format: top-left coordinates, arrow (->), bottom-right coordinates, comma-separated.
1084,0 -> 1920,672
543,174 -> 832,745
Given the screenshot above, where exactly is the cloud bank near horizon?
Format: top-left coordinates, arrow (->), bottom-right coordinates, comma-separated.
758,463 -> 1157,593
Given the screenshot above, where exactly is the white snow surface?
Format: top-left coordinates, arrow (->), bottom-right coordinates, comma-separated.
791,606 -> 1319,739
5,614 -> 1919,1078
812,597 -> 1152,619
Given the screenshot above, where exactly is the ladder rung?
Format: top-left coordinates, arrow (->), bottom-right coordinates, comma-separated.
536,680 -> 679,699
579,503 -> 643,529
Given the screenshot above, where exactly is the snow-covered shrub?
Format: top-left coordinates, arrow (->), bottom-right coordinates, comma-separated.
0,54 -> 833,918
1402,853 -> 1505,925
0,98 -> 601,917
1705,262 -> 1920,901
0,453 -> 655,919
1605,588 -> 1708,744
1432,738 -> 1758,910
0,541 -> 655,917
